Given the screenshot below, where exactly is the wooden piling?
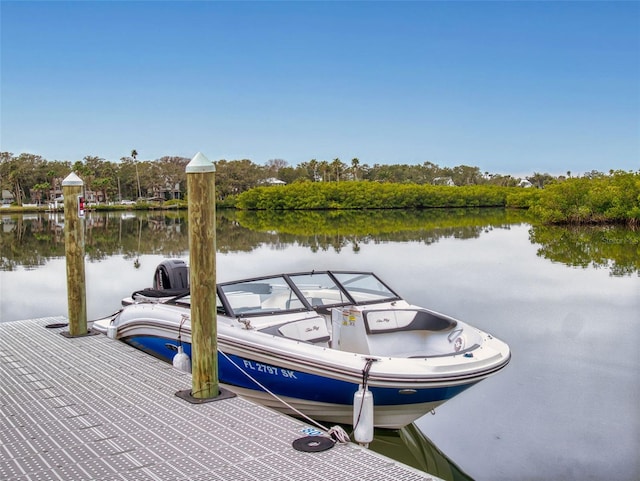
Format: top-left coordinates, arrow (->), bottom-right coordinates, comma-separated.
186,152 -> 218,399
62,172 -> 87,336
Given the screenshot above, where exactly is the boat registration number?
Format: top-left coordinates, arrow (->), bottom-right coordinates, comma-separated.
242,360 -> 298,379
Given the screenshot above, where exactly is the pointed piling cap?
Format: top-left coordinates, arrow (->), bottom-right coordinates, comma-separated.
186,152 -> 216,173
62,172 -> 84,186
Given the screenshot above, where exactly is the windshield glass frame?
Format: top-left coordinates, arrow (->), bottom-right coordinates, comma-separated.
329,271 -> 401,305
216,271 -> 402,317
217,275 -> 310,317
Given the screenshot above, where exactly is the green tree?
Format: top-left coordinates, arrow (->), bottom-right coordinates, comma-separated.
118,156 -> 140,200
451,165 -> 483,186
31,182 -> 50,204
351,157 -> 360,181
1,153 -> 47,204
215,159 -> 265,200
157,156 -> 189,199
80,155 -> 117,202
527,172 -> 555,189
331,158 -> 345,182
137,160 -> 154,199
266,158 -> 287,179
131,149 -> 142,199
318,160 -> 330,182
307,159 -> 319,181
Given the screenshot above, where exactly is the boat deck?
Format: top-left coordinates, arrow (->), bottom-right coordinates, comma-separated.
0,317 -> 440,480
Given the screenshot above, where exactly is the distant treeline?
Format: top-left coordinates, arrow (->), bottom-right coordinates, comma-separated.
0,151 -> 563,206
1,152 -> 637,225
237,171 -> 640,226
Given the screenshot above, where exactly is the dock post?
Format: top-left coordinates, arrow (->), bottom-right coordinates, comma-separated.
186,152 -> 218,399
62,172 -> 87,337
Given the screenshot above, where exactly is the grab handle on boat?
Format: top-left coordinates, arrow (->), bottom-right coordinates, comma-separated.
448,328 -> 463,343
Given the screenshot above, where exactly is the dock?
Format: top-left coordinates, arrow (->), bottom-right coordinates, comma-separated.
0,317 -> 441,480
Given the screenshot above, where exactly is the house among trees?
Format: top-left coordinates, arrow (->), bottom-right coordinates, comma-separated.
432,177 -> 455,186
47,179 -> 63,204
84,189 -> 105,204
2,189 -> 14,206
259,177 -> 287,186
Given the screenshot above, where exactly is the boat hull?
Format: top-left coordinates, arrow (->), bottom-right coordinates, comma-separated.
219,384 -> 456,429
122,333 -> 486,429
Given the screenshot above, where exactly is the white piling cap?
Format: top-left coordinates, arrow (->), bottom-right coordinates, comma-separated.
62,172 -> 84,186
186,152 -> 216,173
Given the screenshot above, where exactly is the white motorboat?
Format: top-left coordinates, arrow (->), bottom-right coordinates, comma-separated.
93,259 -> 510,429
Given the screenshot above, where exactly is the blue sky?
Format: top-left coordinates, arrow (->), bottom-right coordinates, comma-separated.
1,1 -> 639,177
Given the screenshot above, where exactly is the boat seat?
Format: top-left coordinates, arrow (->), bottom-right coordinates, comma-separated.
278,318 -> 330,346
227,293 -> 262,313
366,331 -> 458,357
334,308 -> 458,356
365,309 -> 457,334
260,317 -> 330,346
260,293 -> 305,311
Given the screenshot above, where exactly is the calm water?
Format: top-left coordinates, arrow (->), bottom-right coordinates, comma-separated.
1,209 -> 638,481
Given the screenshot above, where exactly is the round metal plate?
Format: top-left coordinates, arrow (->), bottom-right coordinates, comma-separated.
292,436 -> 335,452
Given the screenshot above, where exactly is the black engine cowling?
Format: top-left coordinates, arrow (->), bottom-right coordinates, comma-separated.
153,259 -> 189,290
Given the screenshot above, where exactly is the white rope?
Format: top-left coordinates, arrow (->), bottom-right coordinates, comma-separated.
328,425 -> 351,444
218,349 -> 350,444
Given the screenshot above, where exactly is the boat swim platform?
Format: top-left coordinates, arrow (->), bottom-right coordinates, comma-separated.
0,317 -> 442,481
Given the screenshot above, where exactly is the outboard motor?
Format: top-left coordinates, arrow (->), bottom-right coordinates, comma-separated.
153,259 -> 189,290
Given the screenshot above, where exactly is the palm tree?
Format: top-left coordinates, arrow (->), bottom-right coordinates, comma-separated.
351,157 -> 360,181
319,161 -> 330,182
131,149 -> 142,199
331,158 -> 343,182
308,158 -> 318,181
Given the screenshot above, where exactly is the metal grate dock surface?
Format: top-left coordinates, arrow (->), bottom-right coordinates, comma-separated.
0,317 -> 440,480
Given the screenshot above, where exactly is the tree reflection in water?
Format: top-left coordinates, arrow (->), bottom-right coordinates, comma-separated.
529,224 -> 639,277
1,209 -> 638,276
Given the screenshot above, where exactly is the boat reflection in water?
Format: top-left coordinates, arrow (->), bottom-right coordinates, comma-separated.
369,423 -> 473,481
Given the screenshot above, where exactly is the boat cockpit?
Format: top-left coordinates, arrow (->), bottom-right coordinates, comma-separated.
128,262 -> 479,358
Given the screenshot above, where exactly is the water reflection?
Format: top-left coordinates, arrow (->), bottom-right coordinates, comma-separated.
235,208 -> 530,252
2,210 -> 638,480
1,209 -> 638,276
530,224 -> 640,276
369,424 -> 473,481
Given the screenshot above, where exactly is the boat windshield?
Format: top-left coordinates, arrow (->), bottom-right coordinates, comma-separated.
288,273 -> 349,307
218,271 -> 401,316
332,272 -> 398,303
219,276 -> 306,316
289,271 -> 399,307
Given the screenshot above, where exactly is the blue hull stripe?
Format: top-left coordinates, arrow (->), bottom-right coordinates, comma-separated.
125,335 -> 475,407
